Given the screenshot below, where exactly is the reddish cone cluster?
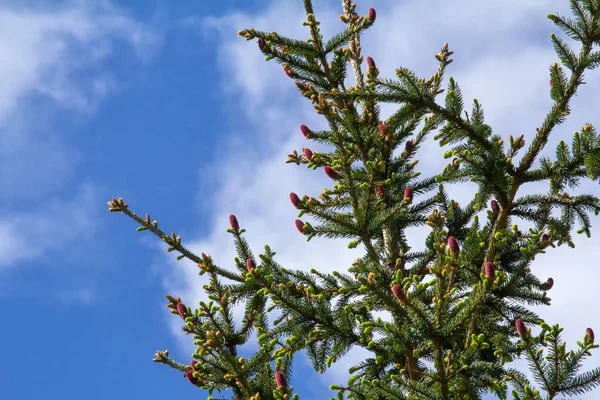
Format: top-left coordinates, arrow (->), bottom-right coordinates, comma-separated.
302,148 -> 313,161
190,360 -> 198,371
295,219 -> 305,234
229,214 -> 239,231
378,123 -> 387,134
586,328 -> 595,344
246,258 -> 256,273
374,184 -> 384,197
368,8 -> 376,23
403,187 -> 413,203
392,285 -> 407,302
290,192 -> 302,208
177,302 -> 187,318
324,166 -> 341,180
275,371 -> 287,389
484,261 -> 495,278
258,37 -> 266,52
185,371 -> 197,386
491,199 -> 500,214
540,277 -> 554,291
300,124 -> 311,138
366,56 -> 376,69
447,236 -> 460,255
515,318 -> 526,336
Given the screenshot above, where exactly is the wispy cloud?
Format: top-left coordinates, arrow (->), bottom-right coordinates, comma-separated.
169,0 -> 600,396
0,2 -> 162,273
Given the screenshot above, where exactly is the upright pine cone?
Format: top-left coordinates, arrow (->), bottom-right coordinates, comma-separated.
403,187 -> 413,203
295,219 -> 305,234
229,214 -> 239,231
491,199 -> 500,214
484,261 -> 495,278
289,192 -> 302,208
392,285 -> 407,302
185,371 -> 197,386
257,37 -> 266,52
366,56 -> 376,69
540,277 -> 554,291
368,8 -> 376,23
447,236 -> 460,255
300,124 -> 311,138
374,184 -> 384,197
586,328 -> 595,344
275,371 -> 287,389
302,148 -> 313,161
246,258 -> 256,273
177,302 -> 187,318
404,140 -> 414,155
378,123 -> 387,134
515,318 -> 526,336
324,166 -> 341,180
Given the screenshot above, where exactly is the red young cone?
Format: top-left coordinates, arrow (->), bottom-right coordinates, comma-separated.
374,184 -> 384,196
275,371 -> 287,389
246,258 -> 256,273
403,187 -> 413,203
515,318 -> 526,336
541,233 -> 550,242
290,192 -> 302,208
190,360 -> 198,371
540,277 -> 554,291
491,199 -> 500,214
302,148 -> 313,161
185,371 -> 196,386
392,285 -> 407,302
378,123 -> 387,134
177,302 -> 187,318
324,166 -> 341,180
258,37 -> 266,52
295,219 -> 305,234
229,214 -> 239,231
484,261 -> 495,278
283,67 -> 293,77
300,124 -> 311,138
404,140 -> 414,155
447,236 -> 460,255
586,328 -> 595,344
550,79 -> 553,88
366,56 -> 376,69
368,8 -> 376,23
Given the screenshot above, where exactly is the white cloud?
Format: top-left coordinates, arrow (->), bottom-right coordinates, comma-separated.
0,2 -> 162,270
168,0 -> 600,397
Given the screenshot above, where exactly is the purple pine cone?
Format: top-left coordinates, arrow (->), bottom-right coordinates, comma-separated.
392,285 -> 407,302
246,258 -> 256,273
177,302 -> 187,318
300,124 -> 311,139
368,8 -> 376,23
229,214 -> 239,231
302,148 -> 313,161
491,199 -> 500,214
378,123 -> 387,134
366,56 -> 376,69
324,166 -> 341,180
586,328 -> 595,344
275,370 -> 287,389
484,262 -> 495,278
258,37 -> 266,52
290,192 -> 302,208
540,277 -> 554,291
295,219 -> 305,234
515,318 -> 526,336
447,236 -> 460,255
404,140 -> 414,155
403,187 -> 413,203
185,371 -> 196,386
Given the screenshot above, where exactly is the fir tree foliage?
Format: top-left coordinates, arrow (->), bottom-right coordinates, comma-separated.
110,0 -> 600,399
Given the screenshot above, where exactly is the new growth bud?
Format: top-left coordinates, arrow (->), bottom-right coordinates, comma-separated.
515,318 -> 526,336
290,192 -> 302,208
275,371 -> 287,389
300,124 -> 311,139
447,236 -> 460,255
177,302 -> 187,318
324,166 -> 341,180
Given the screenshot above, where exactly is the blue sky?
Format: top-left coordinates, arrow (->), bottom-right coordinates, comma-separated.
1,0 -> 599,399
